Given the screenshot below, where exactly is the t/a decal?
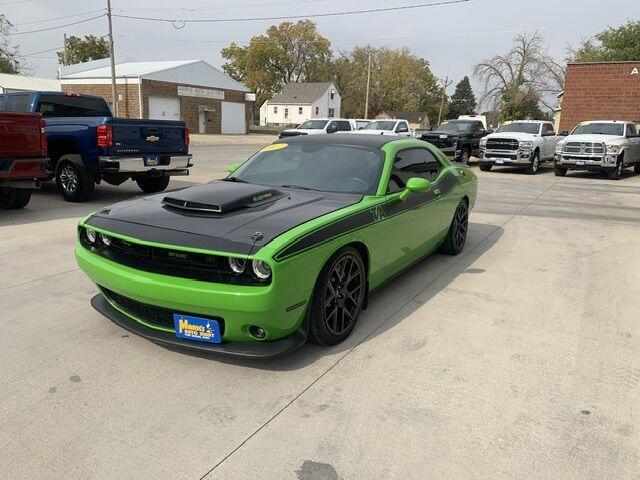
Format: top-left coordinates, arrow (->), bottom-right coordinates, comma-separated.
370,205 -> 387,222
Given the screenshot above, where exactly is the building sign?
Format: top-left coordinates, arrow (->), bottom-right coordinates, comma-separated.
245,92 -> 256,101
631,67 -> 639,76
177,86 -> 225,100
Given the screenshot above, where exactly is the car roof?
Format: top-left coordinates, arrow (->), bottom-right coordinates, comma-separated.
274,133 -> 400,149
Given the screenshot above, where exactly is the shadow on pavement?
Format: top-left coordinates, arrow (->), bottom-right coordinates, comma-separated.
159,221 -> 504,371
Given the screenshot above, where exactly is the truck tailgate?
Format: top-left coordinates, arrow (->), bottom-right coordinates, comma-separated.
110,119 -> 188,155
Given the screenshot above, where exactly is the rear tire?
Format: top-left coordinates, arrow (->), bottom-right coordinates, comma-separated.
554,165 -> 567,177
440,200 -> 469,255
136,175 -> 170,194
55,156 -> 95,202
479,164 -> 492,172
0,188 -> 32,209
309,247 -> 366,346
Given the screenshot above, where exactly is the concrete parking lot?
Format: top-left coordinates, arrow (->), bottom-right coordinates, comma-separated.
2,138 -> 640,479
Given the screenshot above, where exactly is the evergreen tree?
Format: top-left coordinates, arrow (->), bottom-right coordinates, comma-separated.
447,76 -> 476,119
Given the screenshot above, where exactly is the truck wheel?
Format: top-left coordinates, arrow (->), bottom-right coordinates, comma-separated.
55,156 -> 95,202
634,164 -> 640,175
479,164 -> 492,172
136,175 -> 170,194
0,188 -> 32,209
459,147 -> 471,164
309,246 -> 366,346
554,166 -> 567,177
527,151 -> 540,175
608,159 -> 623,180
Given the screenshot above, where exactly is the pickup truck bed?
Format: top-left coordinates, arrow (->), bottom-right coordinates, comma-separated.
0,112 -> 48,209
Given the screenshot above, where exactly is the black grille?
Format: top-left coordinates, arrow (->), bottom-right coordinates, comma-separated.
486,138 -> 519,151
486,153 -> 518,160
101,287 -> 224,333
421,135 -> 455,149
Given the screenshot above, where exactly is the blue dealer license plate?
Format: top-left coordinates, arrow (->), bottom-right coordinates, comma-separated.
144,156 -> 163,166
174,314 -> 221,343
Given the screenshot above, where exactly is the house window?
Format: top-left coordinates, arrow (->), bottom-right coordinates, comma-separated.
273,106 -> 278,114
298,107 -> 303,115
315,106 -> 319,115
328,108 -> 335,118
330,91 -> 335,100
284,108 -> 289,119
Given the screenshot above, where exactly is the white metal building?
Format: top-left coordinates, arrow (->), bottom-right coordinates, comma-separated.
0,73 -> 60,93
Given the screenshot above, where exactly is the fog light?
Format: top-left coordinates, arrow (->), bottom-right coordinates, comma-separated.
85,228 -> 97,244
228,257 -> 245,274
99,233 -> 111,246
249,325 -> 267,340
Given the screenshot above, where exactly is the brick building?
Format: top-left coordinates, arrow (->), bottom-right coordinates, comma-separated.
60,57 -> 254,134
558,61 -> 640,132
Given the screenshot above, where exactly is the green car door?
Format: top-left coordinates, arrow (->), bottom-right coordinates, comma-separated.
380,146 -> 446,277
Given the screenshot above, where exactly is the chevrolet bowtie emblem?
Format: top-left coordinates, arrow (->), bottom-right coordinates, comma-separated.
146,135 -> 160,142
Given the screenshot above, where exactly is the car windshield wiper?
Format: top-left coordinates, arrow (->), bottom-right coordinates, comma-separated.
280,184 -> 315,191
223,177 -> 248,183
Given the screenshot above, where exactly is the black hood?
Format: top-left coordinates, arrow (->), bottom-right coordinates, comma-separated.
85,181 -> 362,255
422,131 -> 458,139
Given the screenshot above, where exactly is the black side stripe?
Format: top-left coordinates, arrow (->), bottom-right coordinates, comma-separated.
274,170 -> 460,261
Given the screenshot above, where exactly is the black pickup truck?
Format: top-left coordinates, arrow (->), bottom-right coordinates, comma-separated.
0,91 -> 191,202
420,119 -> 488,163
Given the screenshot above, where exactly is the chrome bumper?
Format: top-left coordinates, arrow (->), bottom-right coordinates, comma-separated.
554,154 -> 616,169
98,155 -> 192,173
479,149 -> 532,164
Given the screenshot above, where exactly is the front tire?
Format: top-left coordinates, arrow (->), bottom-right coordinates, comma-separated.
136,175 -> 170,194
634,164 -> 640,174
527,150 -> 540,175
554,165 -> 567,177
440,200 -> 469,255
0,188 -> 32,209
309,247 -> 366,346
608,158 -> 623,180
479,164 -> 492,172
55,156 -> 95,202
459,147 -> 471,164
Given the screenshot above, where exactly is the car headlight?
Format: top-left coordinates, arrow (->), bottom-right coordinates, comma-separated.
99,233 -> 111,246
555,143 -> 564,154
519,141 -> 534,149
252,260 -> 272,280
479,138 -> 487,148
606,144 -> 623,154
228,257 -> 246,274
85,228 -> 97,244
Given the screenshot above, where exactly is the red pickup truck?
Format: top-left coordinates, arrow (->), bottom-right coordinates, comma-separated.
0,112 -> 48,209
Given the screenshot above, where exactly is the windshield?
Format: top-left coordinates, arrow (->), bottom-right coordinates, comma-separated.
230,143 -> 385,195
297,120 -> 328,130
496,122 -> 541,134
363,121 -> 396,131
571,122 -> 624,136
435,121 -> 473,133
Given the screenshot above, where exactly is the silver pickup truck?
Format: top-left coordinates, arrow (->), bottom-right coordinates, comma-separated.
554,121 -> 640,180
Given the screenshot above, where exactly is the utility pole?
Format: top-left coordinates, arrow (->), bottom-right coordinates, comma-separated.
437,76 -> 452,126
364,51 -> 372,119
63,34 -> 68,66
106,0 -> 118,116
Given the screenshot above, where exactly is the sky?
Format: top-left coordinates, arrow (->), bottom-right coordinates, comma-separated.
4,0 -> 640,108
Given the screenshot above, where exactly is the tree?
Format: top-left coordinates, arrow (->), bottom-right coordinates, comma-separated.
0,14 -> 20,74
333,46 -> 442,123
474,32 -> 564,119
447,76 -> 476,119
57,35 -> 109,65
221,20 -> 332,111
570,20 -> 640,62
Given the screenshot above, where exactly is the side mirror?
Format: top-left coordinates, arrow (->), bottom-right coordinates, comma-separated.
399,177 -> 431,201
227,162 -> 241,174
326,124 -> 338,134
559,130 -> 569,136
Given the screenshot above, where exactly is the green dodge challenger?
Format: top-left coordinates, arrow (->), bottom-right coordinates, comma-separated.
76,135 -> 477,358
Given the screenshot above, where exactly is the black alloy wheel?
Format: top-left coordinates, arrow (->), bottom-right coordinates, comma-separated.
440,200 -> 469,255
309,247 -> 366,346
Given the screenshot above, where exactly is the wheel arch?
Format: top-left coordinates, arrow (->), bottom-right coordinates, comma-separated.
48,139 -> 82,168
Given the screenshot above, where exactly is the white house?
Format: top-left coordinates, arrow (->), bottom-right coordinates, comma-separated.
259,82 -> 340,126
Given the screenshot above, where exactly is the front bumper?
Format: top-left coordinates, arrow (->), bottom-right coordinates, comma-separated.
479,149 -> 533,166
439,147 -> 461,158
98,154 -> 192,174
76,244 -> 310,358
554,155 -> 616,171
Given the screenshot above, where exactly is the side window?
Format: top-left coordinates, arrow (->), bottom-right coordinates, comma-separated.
298,107 -> 303,115
472,122 -> 482,134
4,94 -> 32,112
328,108 -> 335,118
273,106 -> 278,114
315,106 -> 319,115
0,94 -> 6,110
543,123 -> 555,135
336,120 -> 351,131
627,124 -> 637,136
284,108 -> 288,119
387,148 -> 442,193
396,122 -> 408,133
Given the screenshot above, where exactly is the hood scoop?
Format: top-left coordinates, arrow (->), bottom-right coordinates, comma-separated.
162,181 -> 283,214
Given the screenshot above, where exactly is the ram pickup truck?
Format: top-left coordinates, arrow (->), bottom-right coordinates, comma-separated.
421,119 -> 487,163
554,121 -> 640,180
0,91 -> 191,202
478,120 -> 563,174
354,119 -> 414,137
0,112 -> 48,209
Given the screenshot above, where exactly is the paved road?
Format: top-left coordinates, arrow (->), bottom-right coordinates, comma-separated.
2,143 -> 639,479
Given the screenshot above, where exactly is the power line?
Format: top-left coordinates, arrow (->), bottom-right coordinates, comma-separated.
12,10 -> 104,27
8,14 -> 105,35
17,46 -> 63,57
116,0 -> 327,13
112,0 -> 472,24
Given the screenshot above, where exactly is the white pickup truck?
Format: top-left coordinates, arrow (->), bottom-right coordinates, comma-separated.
478,120 -> 563,174
279,119 -> 356,138
554,120 -> 640,180
354,119 -> 414,137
